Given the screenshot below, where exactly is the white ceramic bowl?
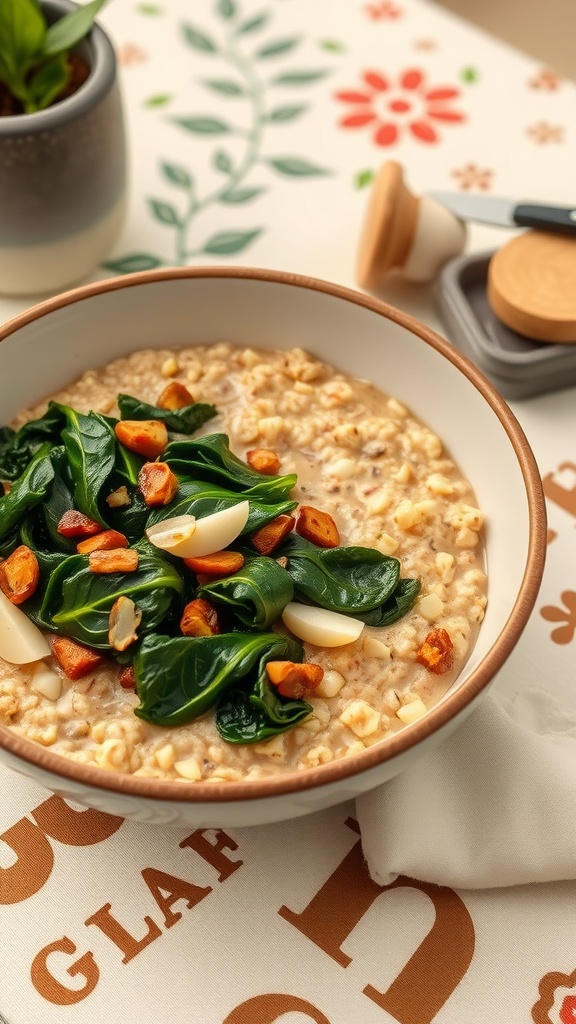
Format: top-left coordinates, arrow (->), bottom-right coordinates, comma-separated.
0,268 -> 546,826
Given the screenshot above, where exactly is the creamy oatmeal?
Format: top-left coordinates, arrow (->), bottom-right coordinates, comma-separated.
0,344 -> 486,781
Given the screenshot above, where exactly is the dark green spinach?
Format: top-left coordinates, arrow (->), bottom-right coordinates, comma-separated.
118,394 -> 217,436
147,479 -> 297,536
0,404 -> 65,481
198,556 -> 294,631
357,578 -> 421,627
54,404 -> 117,527
0,443 -> 54,542
165,433 -> 297,501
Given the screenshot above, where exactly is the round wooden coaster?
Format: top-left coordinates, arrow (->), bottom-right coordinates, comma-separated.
487,231 -> 576,343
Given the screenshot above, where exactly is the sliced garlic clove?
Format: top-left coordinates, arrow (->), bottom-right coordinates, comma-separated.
31,663 -> 62,702
282,602 -> 364,647
0,590 -> 51,664
146,514 -> 197,553
149,502 -> 250,559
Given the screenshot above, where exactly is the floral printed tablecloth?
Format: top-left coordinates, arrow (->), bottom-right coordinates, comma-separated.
1,1 -> 576,1022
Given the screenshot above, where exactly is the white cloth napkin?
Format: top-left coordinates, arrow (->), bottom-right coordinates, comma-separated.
356,691 -> 576,890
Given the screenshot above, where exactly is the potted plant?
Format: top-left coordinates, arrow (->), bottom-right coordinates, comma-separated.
0,0 -> 126,296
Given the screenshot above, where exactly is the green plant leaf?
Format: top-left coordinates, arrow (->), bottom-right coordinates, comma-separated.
38,550 -> 183,648
181,23 -> 217,53
0,444 -> 54,543
144,93 -> 172,108
203,77 -> 244,96
173,115 -> 231,134
0,405 -> 65,481
214,149 -> 233,173
198,556 -> 294,631
220,185 -> 265,203
355,168 -> 376,189
272,69 -> 329,86
218,0 -> 236,18
358,578 -> 421,627
26,53 -> 68,112
318,38 -> 345,52
54,404 -> 116,526
267,104 -> 307,122
267,156 -> 329,176
255,36 -> 300,59
0,0 -> 46,75
164,434 -> 296,501
117,394 -> 217,435
148,198 -> 181,226
202,228 -> 262,254
103,254 -> 165,274
161,161 -> 192,188
237,11 -> 269,34
43,0 -> 109,57
137,3 -> 164,13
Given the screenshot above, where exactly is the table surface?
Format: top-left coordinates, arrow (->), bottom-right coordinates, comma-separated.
1,2 -> 576,1022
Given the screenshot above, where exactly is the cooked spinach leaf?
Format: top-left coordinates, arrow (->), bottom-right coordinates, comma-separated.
0,443 -> 54,542
198,555 -> 294,631
118,394 -> 217,435
147,479 -> 297,535
53,404 -> 117,526
134,631 -> 307,728
165,433 -> 296,501
0,404 -> 65,481
37,550 -> 183,647
357,577 -> 421,627
279,533 -> 401,614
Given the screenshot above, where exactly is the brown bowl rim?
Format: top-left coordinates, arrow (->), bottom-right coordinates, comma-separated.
0,265 -> 547,805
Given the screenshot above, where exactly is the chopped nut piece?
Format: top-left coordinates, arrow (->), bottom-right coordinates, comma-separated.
156,380 -> 194,409
88,549 -> 139,574
362,636 -> 391,660
340,699 -> 381,737
174,757 -> 202,781
114,419 -> 168,459
0,545 -> 40,604
180,598 -> 221,637
105,486 -> 131,508
51,636 -> 104,680
118,665 -> 136,689
31,664 -> 62,702
266,660 -> 324,699
109,596 -> 142,652
296,505 -> 339,548
417,593 -> 445,621
161,356 -> 179,378
138,462 -> 179,506
183,550 -> 244,577
76,530 -> 128,555
416,627 -> 454,674
57,509 -> 102,538
246,448 -> 281,475
396,696 -> 427,724
315,669 -> 346,699
250,514 -> 295,555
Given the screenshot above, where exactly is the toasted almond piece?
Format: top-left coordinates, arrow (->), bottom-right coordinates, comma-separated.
396,696 -> 428,724
118,665 -> 136,689
296,505 -> 340,548
183,550 -> 245,577
416,627 -> 454,675
148,502 -> 249,559
31,663 -> 62,702
0,545 -> 40,604
156,380 -> 194,410
77,530 -> 129,555
115,419 -> 168,459
250,514 -> 295,555
88,549 -> 139,574
105,486 -> 131,508
246,448 -> 281,476
180,598 -> 221,637
51,636 -> 104,680
57,509 -> 102,538
174,757 -> 202,781
282,602 -> 364,647
0,590 -> 51,664
266,660 -> 324,699
109,596 -> 142,652
138,461 -> 179,506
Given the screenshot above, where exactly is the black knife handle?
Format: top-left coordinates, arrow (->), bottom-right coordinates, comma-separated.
513,203 -> 576,235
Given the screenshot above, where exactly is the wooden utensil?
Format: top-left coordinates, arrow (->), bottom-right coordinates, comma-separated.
487,231 -> 576,343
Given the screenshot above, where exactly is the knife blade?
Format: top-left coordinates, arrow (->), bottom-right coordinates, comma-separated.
427,191 -> 576,236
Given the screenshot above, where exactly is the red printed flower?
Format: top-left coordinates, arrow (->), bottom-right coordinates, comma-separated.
364,1 -> 403,19
334,68 -> 465,146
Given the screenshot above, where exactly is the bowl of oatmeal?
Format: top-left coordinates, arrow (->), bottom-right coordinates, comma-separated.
0,267 -> 545,826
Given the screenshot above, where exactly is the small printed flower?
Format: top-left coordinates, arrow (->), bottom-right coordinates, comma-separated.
529,67 -> 563,90
364,1 -> 403,19
527,121 -> 564,144
532,968 -> 576,1023
451,162 -> 493,191
540,590 -> 576,644
413,39 -> 438,51
118,43 -> 149,66
334,68 -> 465,147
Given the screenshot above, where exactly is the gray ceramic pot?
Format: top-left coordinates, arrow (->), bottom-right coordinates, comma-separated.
0,0 -> 126,296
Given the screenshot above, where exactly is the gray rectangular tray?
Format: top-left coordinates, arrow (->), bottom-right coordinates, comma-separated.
439,251 -> 576,399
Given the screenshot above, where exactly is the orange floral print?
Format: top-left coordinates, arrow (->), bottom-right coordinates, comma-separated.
540,591 -> 576,644
527,121 -> 564,143
533,968 -> 576,1023
451,162 -> 493,190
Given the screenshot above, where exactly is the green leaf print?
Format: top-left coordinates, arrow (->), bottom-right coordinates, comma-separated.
173,115 -> 231,134
220,185 -> 265,203
267,156 -> 329,176
267,104 -> 307,122
214,150 -> 234,173
237,12 -> 270,35
355,168 -> 376,189
103,254 -> 165,273
203,78 -> 245,96
218,0 -> 236,18
161,162 -> 192,188
149,199 -> 181,226
202,229 -> 263,255
255,37 -> 300,59
181,23 -> 218,53
272,69 -> 329,85
144,94 -> 172,108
